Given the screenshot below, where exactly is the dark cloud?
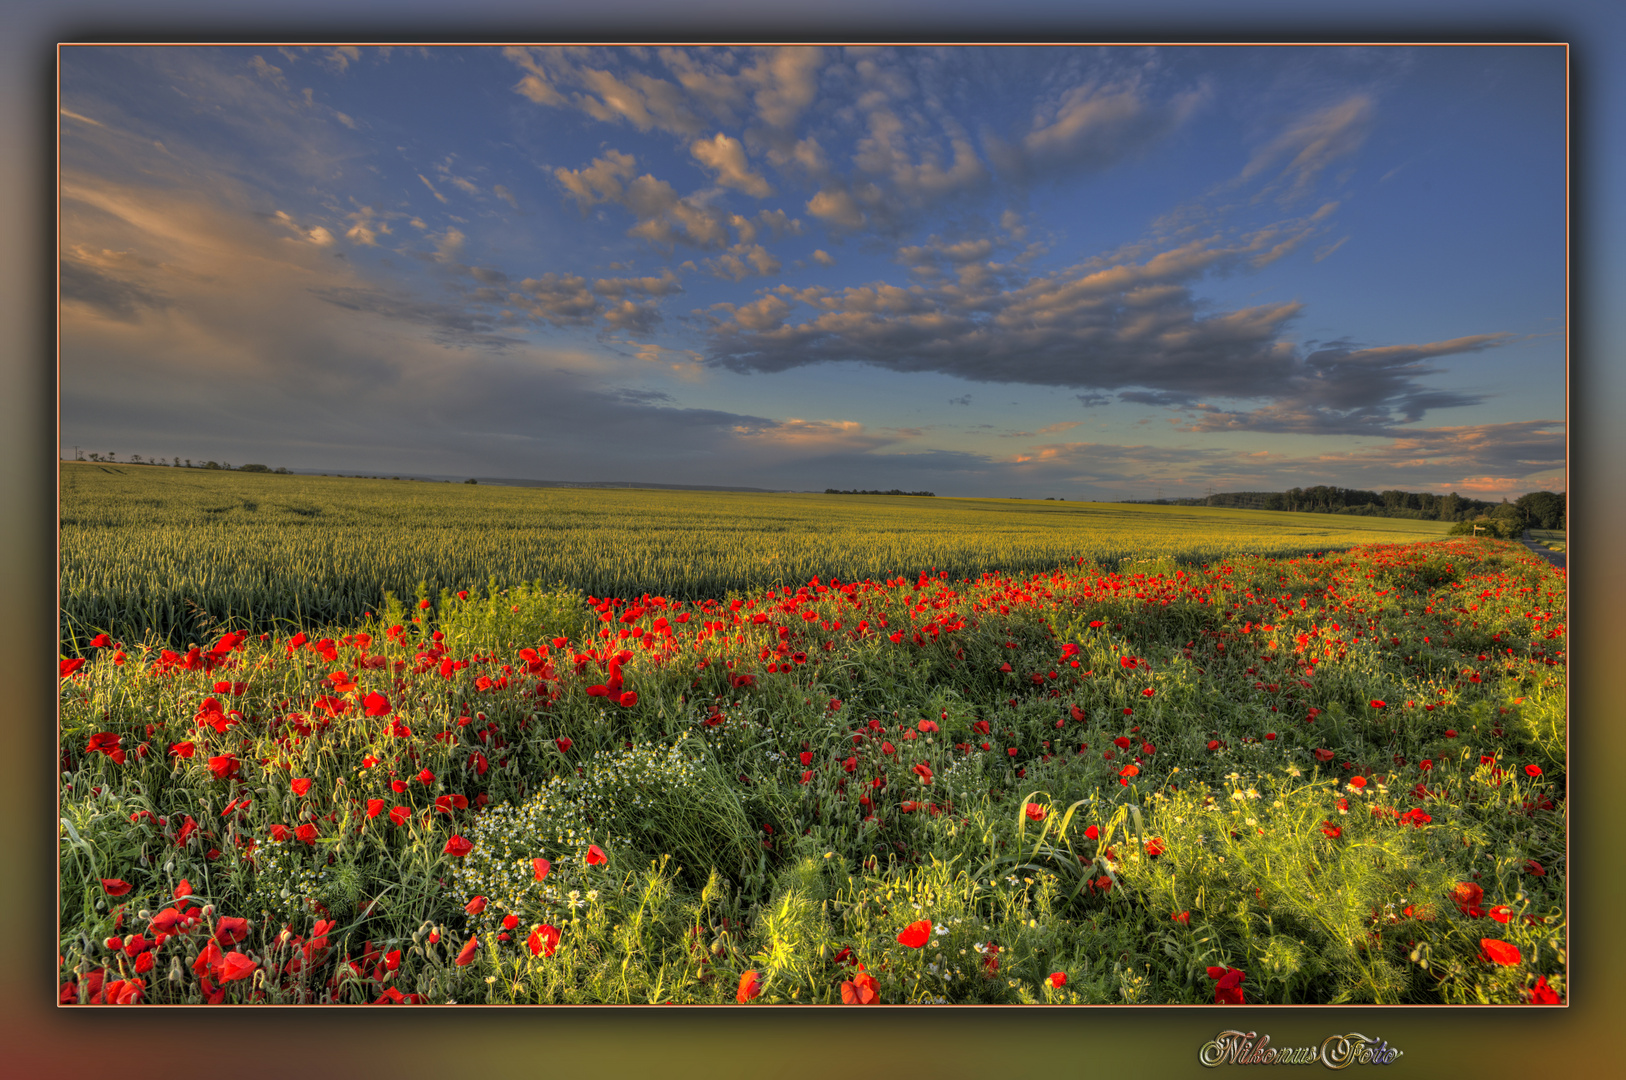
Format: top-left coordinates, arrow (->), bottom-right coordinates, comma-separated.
308,285 -> 525,348
704,221 -> 1514,435
60,259 -> 171,322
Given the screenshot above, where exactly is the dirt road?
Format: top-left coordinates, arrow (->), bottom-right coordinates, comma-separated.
1520,530 -> 1565,569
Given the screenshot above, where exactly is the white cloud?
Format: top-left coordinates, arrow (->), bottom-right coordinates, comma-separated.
691,132 -> 773,197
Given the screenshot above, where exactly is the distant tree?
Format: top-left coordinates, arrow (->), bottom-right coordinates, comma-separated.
239,463 -> 271,473
465,478 -> 478,484
1490,501 -> 1525,537
1515,490 -> 1565,531
203,461 -> 221,470
274,467 -> 291,474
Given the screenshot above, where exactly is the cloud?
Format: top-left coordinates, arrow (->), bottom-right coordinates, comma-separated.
507,273 -> 601,326
1173,334 -> 1515,435
310,285 -> 524,348
704,243 -> 781,281
418,173 -> 448,203
690,133 -> 773,197
705,221 -> 1512,435
812,249 -> 836,266
271,210 -> 335,246
988,79 -> 1202,183
59,245 -> 172,322
554,150 -> 638,209
556,151 -> 729,249
805,187 -> 867,229
601,299 -> 663,333
505,46 -> 825,139
1241,95 -> 1373,203
493,185 -> 519,210
592,268 -> 683,298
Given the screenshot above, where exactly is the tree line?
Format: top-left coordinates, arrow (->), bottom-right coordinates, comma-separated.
1133,486 -> 1563,536
75,452 -> 289,474
824,488 -> 936,496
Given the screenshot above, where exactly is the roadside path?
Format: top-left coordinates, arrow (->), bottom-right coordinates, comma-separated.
1520,529 -> 1565,569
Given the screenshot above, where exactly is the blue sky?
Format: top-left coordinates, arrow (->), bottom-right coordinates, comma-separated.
58,43 -> 1566,499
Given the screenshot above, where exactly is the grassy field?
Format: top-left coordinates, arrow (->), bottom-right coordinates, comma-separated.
57,463 -> 1564,1006
60,462 -> 1449,650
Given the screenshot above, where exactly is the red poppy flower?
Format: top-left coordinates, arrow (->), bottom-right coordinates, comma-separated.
897,920 -> 933,948
1313,748 -> 1335,763
213,916 -> 249,947
388,806 -> 410,826
212,951 -> 258,983
585,844 -> 608,866
528,924 -> 562,957
363,692 -> 391,717
270,823 -> 290,842
1321,823 -> 1342,839
1524,764 -> 1543,778
912,763 -> 933,783
443,835 -> 473,857
736,970 -> 764,1003
1526,975 -> 1561,1004
169,741 -> 195,758
556,737 -> 573,754
100,878 -> 131,897
1369,700 -> 1385,709
1119,763 -> 1140,778
60,657 -> 88,678
465,896 -> 488,915
1452,882 -> 1486,917
1487,906 -> 1513,925
1444,729 -> 1458,738
174,880 -> 192,899
367,799 -> 385,818
206,754 -> 240,780
296,823 -> 318,846
1172,911 -> 1191,926
1084,825 -> 1099,841
1144,837 -> 1165,857
1524,860 -> 1546,876
1024,803 -> 1046,822
1481,938 -> 1521,966
1141,687 -> 1156,698
1046,971 -> 1067,989
1347,776 -> 1367,790
417,768 -> 434,785
1206,740 -> 1221,752
1207,966 -> 1246,1004
619,691 -> 639,708
840,964 -> 880,1005
291,778 -> 312,796
455,936 -> 479,966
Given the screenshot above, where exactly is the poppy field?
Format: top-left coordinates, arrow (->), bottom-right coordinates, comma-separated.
60,461 -> 1452,653
58,514 -> 1566,1006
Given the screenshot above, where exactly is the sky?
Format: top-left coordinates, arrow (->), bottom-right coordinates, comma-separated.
57,44 -> 1566,500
